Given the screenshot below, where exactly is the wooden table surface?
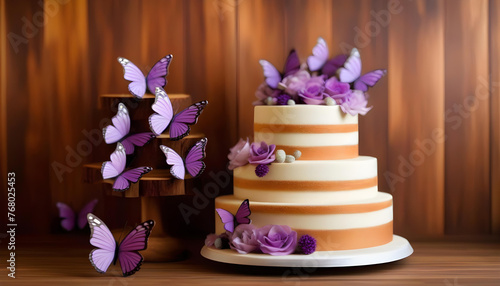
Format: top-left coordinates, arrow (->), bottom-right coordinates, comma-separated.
1,235 -> 499,285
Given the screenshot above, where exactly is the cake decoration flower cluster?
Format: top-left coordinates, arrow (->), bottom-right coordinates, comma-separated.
207,200 -> 316,256
228,139 -> 301,177
255,37 -> 387,116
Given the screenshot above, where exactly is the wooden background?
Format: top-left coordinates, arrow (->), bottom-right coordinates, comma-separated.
0,0 -> 498,240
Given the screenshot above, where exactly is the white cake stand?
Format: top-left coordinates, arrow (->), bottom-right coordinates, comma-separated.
201,235 -> 412,267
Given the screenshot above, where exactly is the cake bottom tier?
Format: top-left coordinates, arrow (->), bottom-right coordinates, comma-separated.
215,192 -> 394,251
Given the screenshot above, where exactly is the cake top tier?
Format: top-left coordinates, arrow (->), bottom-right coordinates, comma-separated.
254,105 -> 359,161
254,105 -> 358,126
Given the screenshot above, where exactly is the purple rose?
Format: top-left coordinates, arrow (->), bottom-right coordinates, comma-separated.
340,90 -> 372,116
254,83 -> 280,105
298,76 -> 326,105
281,70 -> 311,98
324,77 -> 351,100
256,225 -> 297,256
230,224 -> 259,254
228,138 -> 251,170
249,142 -> 276,165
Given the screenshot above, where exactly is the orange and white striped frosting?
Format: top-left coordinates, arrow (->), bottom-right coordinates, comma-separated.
215,193 -> 393,251
254,105 -> 358,160
234,156 -> 378,204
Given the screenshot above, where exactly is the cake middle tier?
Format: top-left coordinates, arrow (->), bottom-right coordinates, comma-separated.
254,105 -> 358,160
234,156 -> 378,204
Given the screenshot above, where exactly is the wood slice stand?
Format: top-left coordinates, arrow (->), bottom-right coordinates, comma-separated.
83,94 -> 204,262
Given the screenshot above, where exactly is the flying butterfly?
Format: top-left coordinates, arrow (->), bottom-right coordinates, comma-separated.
87,213 -> 154,277
118,55 -> 173,99
337,48 -> 387,92
149,87 -> 208,139
103,103 -> 155,155
259,50 -> 301,89
56,199 -> 98,232
101,143 -> 152,191
160,138 -> 207,180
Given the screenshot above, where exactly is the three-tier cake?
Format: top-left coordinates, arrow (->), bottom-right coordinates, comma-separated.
215,105 -> 392,251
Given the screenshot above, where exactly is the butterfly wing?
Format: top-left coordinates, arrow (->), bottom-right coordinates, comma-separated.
113,167 -> 152,192
103,103 -> 130,144
338,48 -> 362,83
259,60 -> 281,89
283,50 -> 301,77
118,57 -> 147,99
185,138 -> 207,178
160,145 -> 185,179
56,202 -> 76,231
322,54 -> 348,78
77,199 -> 98,230
146,54 -> 173,94
149,87 -> 174,135
169,101 -> 208,140
87,213 -> 116,274
121,132 -> 156,155
235,199 -> 251,225
117,220 -> 154,277
215,208 -> 235,233
307,37 -> 329,71
101,143 -> 127,179
354,69 -> 387,92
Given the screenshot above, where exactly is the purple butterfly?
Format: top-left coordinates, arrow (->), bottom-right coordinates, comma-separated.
259,50 -> 301,89
56,199 -> 98,231
118,55 -> 173,99
160,138 -> 207,180
87,213 -> 154,277
149,87 -> 208,139
103,103 -> 155,155
101,143 -> 152,191
307,37 -> 329,72
338,48 -> 387,92
215,199 -> 251,233
307,37 -> 347,76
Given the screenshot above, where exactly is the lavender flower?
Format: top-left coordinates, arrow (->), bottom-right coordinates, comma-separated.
228,138 -> 251,170
281,70 -> 311,98
256,225 -> 297,256
324,77 -> 350,100
230,224 -> 260,254
249,142 -> 276,165
340,90 -> 372,116
254,83 -> 280,105
298,76 -> 326,105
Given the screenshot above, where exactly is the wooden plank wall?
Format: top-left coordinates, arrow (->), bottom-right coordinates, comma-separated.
491,0 -> 500,235
0,0 -> 498,238
444,0 -> 490,235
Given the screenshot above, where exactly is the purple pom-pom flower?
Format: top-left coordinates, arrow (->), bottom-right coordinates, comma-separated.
298,234 -> 317,254
276,94 -> 292,105
255,164 -> 269,177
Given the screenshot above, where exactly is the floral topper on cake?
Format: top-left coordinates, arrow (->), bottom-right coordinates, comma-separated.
227,138 -> 301,177
207,199 -> 316,256
255,37 -> 387,116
